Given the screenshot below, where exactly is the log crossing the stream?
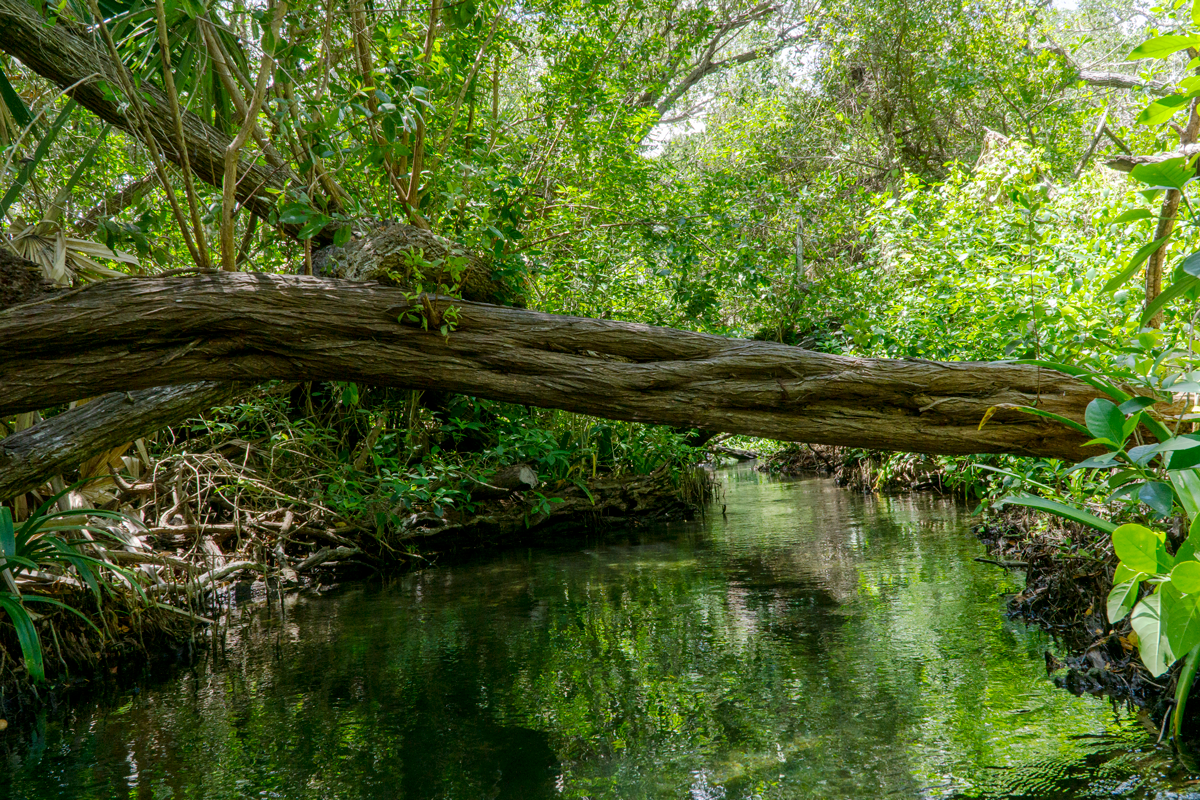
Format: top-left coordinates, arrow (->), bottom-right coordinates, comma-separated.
0,272 -> 1104,499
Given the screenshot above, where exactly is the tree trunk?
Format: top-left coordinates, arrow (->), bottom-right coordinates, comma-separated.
0,0 -> 306,237
1,273 -> 1102,461
0,382 -> 240,500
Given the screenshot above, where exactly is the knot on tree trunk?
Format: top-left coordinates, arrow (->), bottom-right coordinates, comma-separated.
0,248 -> 56,310
312,222 -> 524,305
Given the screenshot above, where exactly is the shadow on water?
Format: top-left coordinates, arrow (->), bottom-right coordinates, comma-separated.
2,464 -> 1198,798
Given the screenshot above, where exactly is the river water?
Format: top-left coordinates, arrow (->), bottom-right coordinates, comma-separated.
2,465 -> 1197,799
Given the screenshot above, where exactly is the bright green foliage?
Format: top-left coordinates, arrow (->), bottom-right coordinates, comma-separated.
0,500 -> 137,682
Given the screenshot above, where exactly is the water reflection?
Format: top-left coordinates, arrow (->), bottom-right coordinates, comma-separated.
1,466 -> 1192,798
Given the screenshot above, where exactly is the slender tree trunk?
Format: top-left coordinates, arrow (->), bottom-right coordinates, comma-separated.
0,0 -> 315,240
1,273 -> 1103,462
0,382 -> 240,500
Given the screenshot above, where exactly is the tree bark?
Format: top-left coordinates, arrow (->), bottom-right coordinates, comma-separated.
0,273 -> 1102,461
0,0 -> 308,238
0,382 -> 240,500
1107,144 -> 1200,174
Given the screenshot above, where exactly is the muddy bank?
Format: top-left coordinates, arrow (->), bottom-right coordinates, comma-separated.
759,443 -> 950,493
974,508 -> 1183,730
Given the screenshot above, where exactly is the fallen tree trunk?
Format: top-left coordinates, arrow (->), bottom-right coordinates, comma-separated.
0,273 -> 1102,461
0,382 -> 240,500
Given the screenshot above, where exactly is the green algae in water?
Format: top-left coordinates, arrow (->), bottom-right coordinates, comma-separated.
0,466 -> 1192,799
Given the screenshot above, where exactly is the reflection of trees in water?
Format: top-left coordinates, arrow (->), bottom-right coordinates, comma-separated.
3,474 -> 1124,799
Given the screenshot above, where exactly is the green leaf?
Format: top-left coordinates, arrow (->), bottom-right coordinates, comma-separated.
1173,472 -> 1200,527
0,99 -> 77,220
1128,443 -> 1162,466
1141,480 -> 1176,517
1108,577 -> 1144,622
1129,34 -> 1200,59
1137,95 -> 1194,126
1119,396 -> 1159,415
1122,411 -> 1144,442
1065,454 -> 1120,473
1174,643 -> 1200,740
1113,523 -> 1168,574
0,507 -> 14,559
297,216 -> 329,240
1131,157 -> 1195,190
1084,398 -> 1127,445
1164,583 -> 1200,658
1145,437 -> 1200,469
1175,559 -> 1200,593
994,494 -> 1116,534
277,205 -> 312,225
1180,250 -> 1200,279
0,64 -> 32,128
1116,563 -> 1142,584
1142,275 -> 1200,326
1104,208 -> 1154,225
0,594 -> 43,682
1131,591 -> 1175,677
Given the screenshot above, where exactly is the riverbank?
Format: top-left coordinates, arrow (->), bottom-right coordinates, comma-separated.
759,443 -> 952,493
975,508 -> 1177,725
0,459 -> 712,720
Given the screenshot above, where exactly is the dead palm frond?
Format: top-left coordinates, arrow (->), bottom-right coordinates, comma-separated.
4,217 -> 138,286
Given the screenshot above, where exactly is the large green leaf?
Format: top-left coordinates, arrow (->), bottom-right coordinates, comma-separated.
1174,559 -> 1200,593
1171,470 -> 1200,521
1108,577 -> 1144,622
1175,644 -> 1200,740
1129,34 -> 1200,59
0,507 -> 14,559
994,494 -> 1116,534
0,63 -> 32,129
1103,236 -> 1171,293
1132,156 -> 1196,189
0,99 -> 76,219
1142,274 -> 1200,326
1113,523 -> 1169,574
1104,208 -> 1154,225
1164,584 -> 1200,658
1137,95 -> 1194,127
1084,398 -> 1127,445
1131,591 -> 1175,677
1141,480 -> 1176,517
0,594 -> 43,682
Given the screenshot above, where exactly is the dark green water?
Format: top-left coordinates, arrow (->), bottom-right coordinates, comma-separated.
2,466 -> 1196,799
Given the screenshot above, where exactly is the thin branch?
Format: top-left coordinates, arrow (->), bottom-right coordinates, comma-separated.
221,0 -> 284,271
84,0 -> 203,268
154,0 -> 211,269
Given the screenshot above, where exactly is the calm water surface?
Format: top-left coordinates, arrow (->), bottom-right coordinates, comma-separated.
2,466 -> 1197,799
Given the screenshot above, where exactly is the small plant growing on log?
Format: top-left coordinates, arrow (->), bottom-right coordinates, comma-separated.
390,248 -> 465,336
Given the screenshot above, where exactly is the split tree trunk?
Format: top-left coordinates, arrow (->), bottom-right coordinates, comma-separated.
0,382 -> 239,499
1,272 -> 1102,463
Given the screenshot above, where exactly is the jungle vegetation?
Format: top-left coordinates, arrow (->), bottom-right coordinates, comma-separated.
6,0 -> 1200,737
